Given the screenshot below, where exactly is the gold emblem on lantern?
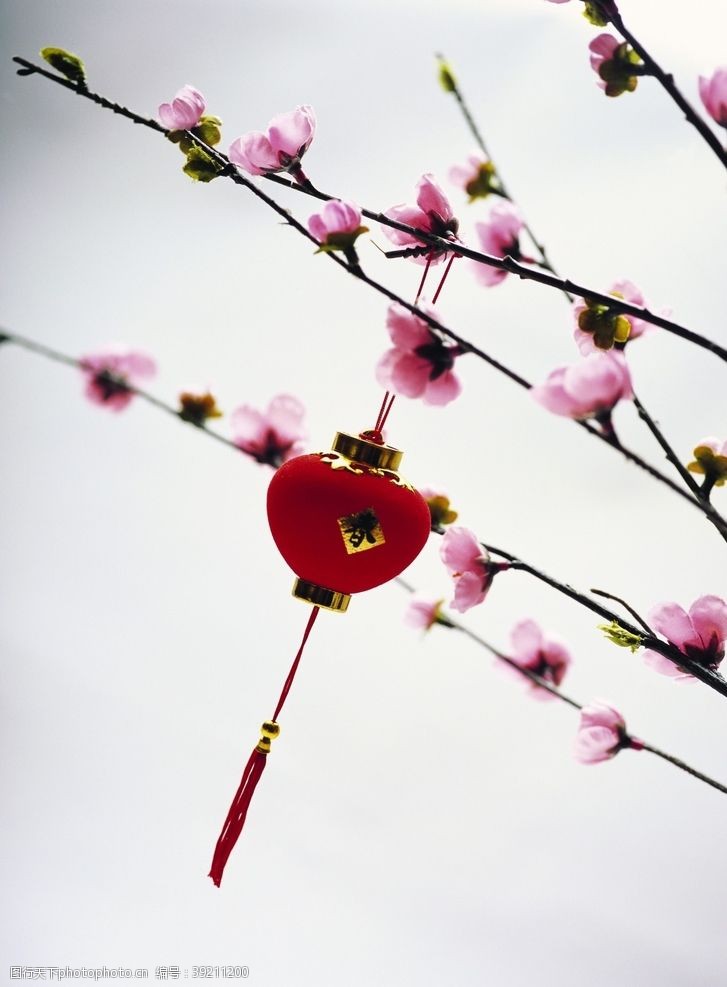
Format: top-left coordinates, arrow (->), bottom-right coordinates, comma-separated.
337,506 -> 386,554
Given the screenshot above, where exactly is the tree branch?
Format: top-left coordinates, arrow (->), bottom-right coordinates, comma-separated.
396,578 -> 727,794
12,56 -> 727,365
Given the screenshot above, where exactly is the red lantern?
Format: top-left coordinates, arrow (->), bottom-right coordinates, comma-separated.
267,430 -> 431,611
209,427 -> 431,886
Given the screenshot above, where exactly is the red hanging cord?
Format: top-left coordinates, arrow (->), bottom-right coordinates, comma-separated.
373,390 -> 390,434
378,393 -> 396,433
414,251 -> 434,304
431,253 -> 456,306
209,605 -> 321,887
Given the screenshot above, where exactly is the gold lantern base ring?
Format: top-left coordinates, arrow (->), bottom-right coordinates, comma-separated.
292,578 -> 351,613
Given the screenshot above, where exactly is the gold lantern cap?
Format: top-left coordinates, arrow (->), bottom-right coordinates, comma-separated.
332,431 -> 403,472
293,578 -> 351,613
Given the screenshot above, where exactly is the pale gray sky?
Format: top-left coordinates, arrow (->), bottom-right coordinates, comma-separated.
2,1 -> 726,985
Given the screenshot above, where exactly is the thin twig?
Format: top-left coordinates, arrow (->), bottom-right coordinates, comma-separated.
1,331 -> 241,451
434,52 -> 570,295
396,578 -> 727,795
590,589 -> 653,635
632,392 -> 727,542
12,56 -> 727,366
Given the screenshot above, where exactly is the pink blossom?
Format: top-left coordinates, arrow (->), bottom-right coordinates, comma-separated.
589,33 -> 620,92
588,34 -> 641,97
643,595 -> 727,680
376,304 -> 462,406
472,202 -> 526,287
308,200 -> 366,250
699,68 -> 727,127
450,152 -> 487,188
382,174 -> 459,265
231,394 -> 306,467
440,527 -> 493,613
575,701 -> 641,764
573,279 -> 656,354
544,0 -> 571,4
449,152 -> 500,201
228,105 -> 316,177
507,619 -> 572,701
79,347 -> 157,412
158,85 -> 206,130
531,351 -> 632,420
404,597 -> 449,631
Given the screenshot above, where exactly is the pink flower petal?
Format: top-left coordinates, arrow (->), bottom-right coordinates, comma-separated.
541,638 -> 572,684
311,200 -> 361,237
699,69 -> 727,127
381,204 -> 433,246
416,173 -> 453,223
117,352 -> 157,378
642,648 -> 693,680
580,701 -> 625,731
375,349 -> 399,391
440,526 -> 484,576
308,213 -> 327,241
575,725 -> 620,763
158,85 -> 205,130
611,279 -> 644,307
404,598 -> 441,630
230,405 -> 265,448
475,203 -> 523,256
386,304 -> 432,349
562,352 -> 632,409
389,352 -> 431,398
423,370 -> 461,406
648,601 -> 698,652
450,570 -> 487,613
510,619 -> 543,666
267,105 -> 316,158
228,132 -> 279,175
531,368 -> 587,418
689,595 -> 727,652
449,152 -> 488,189
266,395 -> 306,445
589,33 -> 620,69
471,259 -> 508,288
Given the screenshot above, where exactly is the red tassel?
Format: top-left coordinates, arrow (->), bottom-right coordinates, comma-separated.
208,606 -> 320,887
208,747 -> 268,887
